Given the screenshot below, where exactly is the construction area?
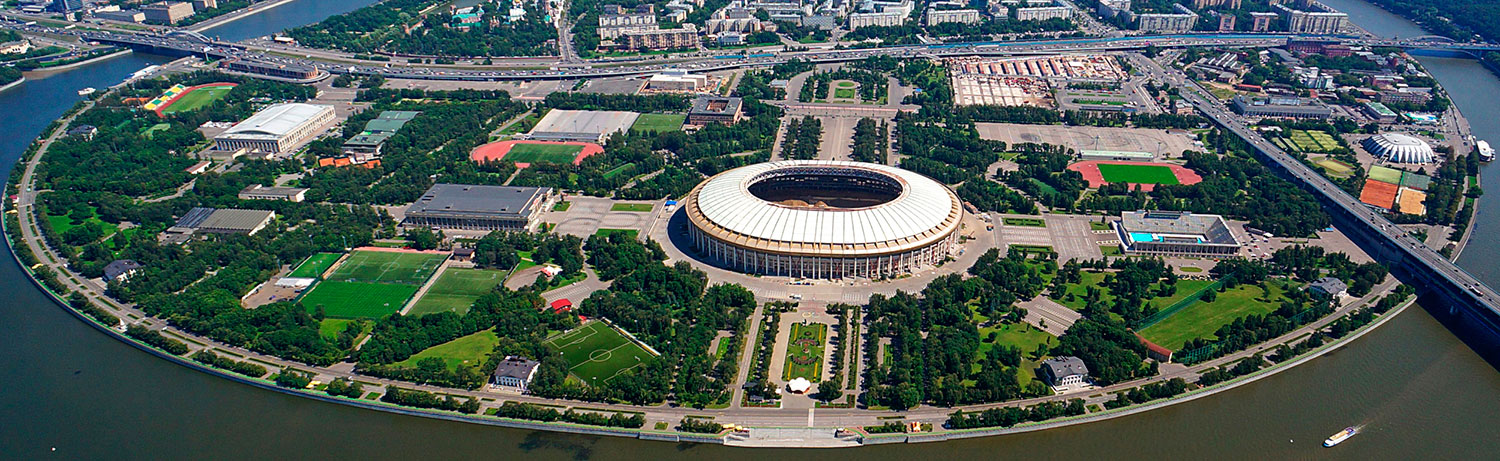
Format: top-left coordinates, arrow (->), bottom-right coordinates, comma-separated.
952,75 -> 1054,107
946,55 -> 1129,80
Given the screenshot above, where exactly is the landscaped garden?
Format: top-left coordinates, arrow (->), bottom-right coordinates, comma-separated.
782,322 -> 827,382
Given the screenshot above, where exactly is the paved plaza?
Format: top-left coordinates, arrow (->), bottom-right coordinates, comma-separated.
976,123 -> 1199,158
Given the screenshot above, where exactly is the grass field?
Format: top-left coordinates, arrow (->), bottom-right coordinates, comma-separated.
325,250 -> 446,285
300,281 -> 418,319
161,85 -> 233,114
782,322 -> 827,382
977,322 -> 1055,357
593,228 -> 638,239
546,321 -> 655,384
552,201 -> 572,211
629,113 -> 685,134
1003,217 -> 1046,227
407,268 -> 507,317
44,206 -> 117,238
1139,281 -> 1290,350
1317,158 -> 1355,178
1096,163 -> 1181,185
393,329 -> 500,371
1288,129 -> 1337,153
834,87 -> 858,99
319,318 -> 355,340
505,143 -> 584,164
610,203 -> 654,212
289,253 -> 342,278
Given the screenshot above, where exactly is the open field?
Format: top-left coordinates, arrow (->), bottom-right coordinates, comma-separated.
161,84 -> 235,114
1288,129 -> 1337,153
44,207 -> 117,238
546,321 -> 655,384
407,268 -> 508,317
977,322 -> 1055,357
1096,163 -> 1181,185
976,123 -> 1198,155
504,143 -> 584,164
593,228 -> 638,239
629,113 -> 685,134
1139,281 -> 1291,351
289,253 -> 342,278
782,322 -> 827,382
1316,158 -> 1354,178
300,281 -> 418,319
393,329 -> 500,371
325,250 -> 446,285
610,203 -> 654,212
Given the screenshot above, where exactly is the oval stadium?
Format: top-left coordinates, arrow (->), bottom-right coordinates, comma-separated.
682,160 -> 963,279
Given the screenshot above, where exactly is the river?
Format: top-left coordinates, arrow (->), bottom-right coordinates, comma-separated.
3,2 -> 1500,459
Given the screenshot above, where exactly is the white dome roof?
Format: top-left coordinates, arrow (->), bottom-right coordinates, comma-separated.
1364,133 -> 1434,164
689,160 -> 961,253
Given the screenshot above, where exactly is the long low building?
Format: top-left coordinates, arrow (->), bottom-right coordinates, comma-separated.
1231,95 -> 1333,119
403,184 -> 555,232
214,103 -> 335,154
1113,210 -> 1242,257
526,109 -> 639,144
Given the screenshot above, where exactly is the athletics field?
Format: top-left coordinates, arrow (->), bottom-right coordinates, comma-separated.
1068,161 -> 1203,192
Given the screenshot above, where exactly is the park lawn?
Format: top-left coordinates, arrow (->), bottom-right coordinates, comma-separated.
1317,158 -> 1354,178
545,321 -> 655,384
552,201 -> 572,211
782,322 -> 827,382
407,267 -> 508,316
1146,279 -> 1215,310
629,113 -> 686,134
601,163 -> 635,179
977,322 -> 1055,357
324,250 -> 446,285
161,85 -> 234,114
834,87 -> 857,99
141,123 -> 171,139
505,143 -> 583,164
1096,163 -> 1180,185
1089,221 -> 1112,231
289,252 -> 342,278
300,281 -> 418,319
1139,281 -> 1290,351
610,203 -> 654,212
319,318 -> 354,340
593,228 -> 638,239
1003,217 -> 1046,227
1181,267 -> 1204,273
393,329 -> 500,371
45,207 -> 118,237
1100,244 -> 1122,256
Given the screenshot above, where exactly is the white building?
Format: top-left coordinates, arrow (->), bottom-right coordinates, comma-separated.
1015,5 -> 1073,20
214,103 -> 335,154
1041,356 -> 1091,390
925,8 -> 980,26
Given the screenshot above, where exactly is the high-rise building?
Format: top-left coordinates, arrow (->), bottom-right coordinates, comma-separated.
1275,0 -> 1346,34
598,4 -> 658,39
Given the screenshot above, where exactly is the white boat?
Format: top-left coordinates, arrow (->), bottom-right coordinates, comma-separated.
76,87 -> 95,96
1478,140 -> 1495,162
1324,426 -> 1357,447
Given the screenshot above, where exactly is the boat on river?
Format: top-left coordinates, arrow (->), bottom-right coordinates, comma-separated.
1478,140 -> 1495,162
1323,426 -> 1357,447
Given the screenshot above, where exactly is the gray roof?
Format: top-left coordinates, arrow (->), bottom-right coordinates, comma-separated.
221,103 -> 333,140
175,207 -> 216,228
407,184 -> 551,218
1118,210 -> 1240,246
492,356 -> 540,380
1309,276 -> 1348,295
1041,356 -> 1089,380
103,259 -> 141,281
689,96 -> 743,116
198,208 -> 275,232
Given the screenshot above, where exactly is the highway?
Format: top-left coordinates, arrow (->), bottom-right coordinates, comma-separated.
1134,54 -> 1500,333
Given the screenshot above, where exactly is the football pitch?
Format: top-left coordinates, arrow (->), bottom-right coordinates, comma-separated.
545,321 -> 655,384
407,268 -> 507,317
629,113 -> 685,134
299,281 -> 418,319
1097,163 -> 1181,185
505,143 -> 583,164
161,85 -> 234,114
325,250 -> 446,285
288,253 -> 342,278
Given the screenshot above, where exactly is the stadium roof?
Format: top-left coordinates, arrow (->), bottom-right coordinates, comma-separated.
222,103 -> 332,140
693,160 -> 958,246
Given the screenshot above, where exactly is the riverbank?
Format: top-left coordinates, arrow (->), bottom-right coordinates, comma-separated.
22,49 -> 132,74
0,76 -> 24,93
189,0 -> 298,34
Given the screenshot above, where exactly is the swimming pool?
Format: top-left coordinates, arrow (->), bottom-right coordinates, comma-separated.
1130,232 -> 1158,242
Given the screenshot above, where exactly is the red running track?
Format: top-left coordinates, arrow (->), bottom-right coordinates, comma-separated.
469,140 -> 604,168
1066,160 -> 1203,192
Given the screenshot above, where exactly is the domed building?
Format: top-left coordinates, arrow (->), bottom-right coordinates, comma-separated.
682,160 -> 963,279
1363,133 -> 1435,164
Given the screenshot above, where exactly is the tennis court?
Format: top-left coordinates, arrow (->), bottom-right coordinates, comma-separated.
325,250 -> 447,285
1359,179 -> 1399,210
545,321 -> 655,384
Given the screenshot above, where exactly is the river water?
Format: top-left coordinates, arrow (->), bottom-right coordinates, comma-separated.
3,2 -> 1500,459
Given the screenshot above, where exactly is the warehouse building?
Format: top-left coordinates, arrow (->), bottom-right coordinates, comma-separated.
1114,210 -> 1242,257
238,184 -> 309,202
160,207 -> 277,243
1231,95 -> 1333,119
214,103 -> 335,154
526,109 -> 639,144
403,184 -> 555,232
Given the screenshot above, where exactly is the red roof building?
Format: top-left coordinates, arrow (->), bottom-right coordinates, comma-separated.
549,298 -> 573,313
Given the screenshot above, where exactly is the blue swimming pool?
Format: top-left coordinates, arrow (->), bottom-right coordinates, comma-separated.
1130,232 -> 1157,242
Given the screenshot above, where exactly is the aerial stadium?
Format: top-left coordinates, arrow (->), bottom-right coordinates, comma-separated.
682,160 -> 963,279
